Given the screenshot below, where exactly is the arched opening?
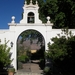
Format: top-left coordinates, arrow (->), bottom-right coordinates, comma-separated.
27,12 -> 34,23
17,29 -> 45,72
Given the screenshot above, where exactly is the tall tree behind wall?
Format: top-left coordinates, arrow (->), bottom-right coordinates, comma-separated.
40,0 -> 75,28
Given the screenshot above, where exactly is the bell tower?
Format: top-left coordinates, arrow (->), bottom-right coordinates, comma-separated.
20,0 -> 42,24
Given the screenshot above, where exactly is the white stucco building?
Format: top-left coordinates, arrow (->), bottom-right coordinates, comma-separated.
0,0 -> 75,71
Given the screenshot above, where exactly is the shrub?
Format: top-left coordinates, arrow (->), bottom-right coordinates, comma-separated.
0,39 -> 12,70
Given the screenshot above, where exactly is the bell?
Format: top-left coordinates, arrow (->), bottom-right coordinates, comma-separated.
29,17 -> 33,22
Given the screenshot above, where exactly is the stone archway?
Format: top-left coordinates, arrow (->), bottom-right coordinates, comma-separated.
17,29 -> 45,72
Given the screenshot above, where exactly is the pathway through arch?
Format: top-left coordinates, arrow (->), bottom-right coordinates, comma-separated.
15,60 -> 43,75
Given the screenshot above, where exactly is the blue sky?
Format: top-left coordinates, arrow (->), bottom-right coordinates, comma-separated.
0,0 -> 24,29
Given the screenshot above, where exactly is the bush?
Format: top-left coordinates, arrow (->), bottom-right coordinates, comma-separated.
18,55 -> 29,62
0,39 -> 12,67
8,68 -> 15,72
44,67 -> 50,73
39,59 -> 45,69
44,67 -> 52,75
0,39 -> 12,74
46,29 -> 75,75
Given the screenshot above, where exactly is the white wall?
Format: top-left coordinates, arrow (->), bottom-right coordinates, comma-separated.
0,24 -> 75,71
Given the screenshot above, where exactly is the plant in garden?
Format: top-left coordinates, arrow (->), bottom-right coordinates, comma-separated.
0,39 -> 12,72
46,28 -> 75,75
17,45 -> 30,62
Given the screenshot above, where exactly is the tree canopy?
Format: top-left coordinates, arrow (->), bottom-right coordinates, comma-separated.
40,0 -> 75,28
46,29 -> 75,74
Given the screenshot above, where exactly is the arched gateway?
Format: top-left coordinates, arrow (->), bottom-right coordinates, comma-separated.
0,0 -> 75,72
0,0 -> 52,71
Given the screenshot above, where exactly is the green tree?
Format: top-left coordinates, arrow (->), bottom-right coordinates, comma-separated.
46,29 -> 75,74
0,39 -> 12,72
39,0 -> 75,28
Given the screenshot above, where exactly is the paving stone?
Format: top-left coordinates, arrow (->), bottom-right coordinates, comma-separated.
15,62 -> 44,75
